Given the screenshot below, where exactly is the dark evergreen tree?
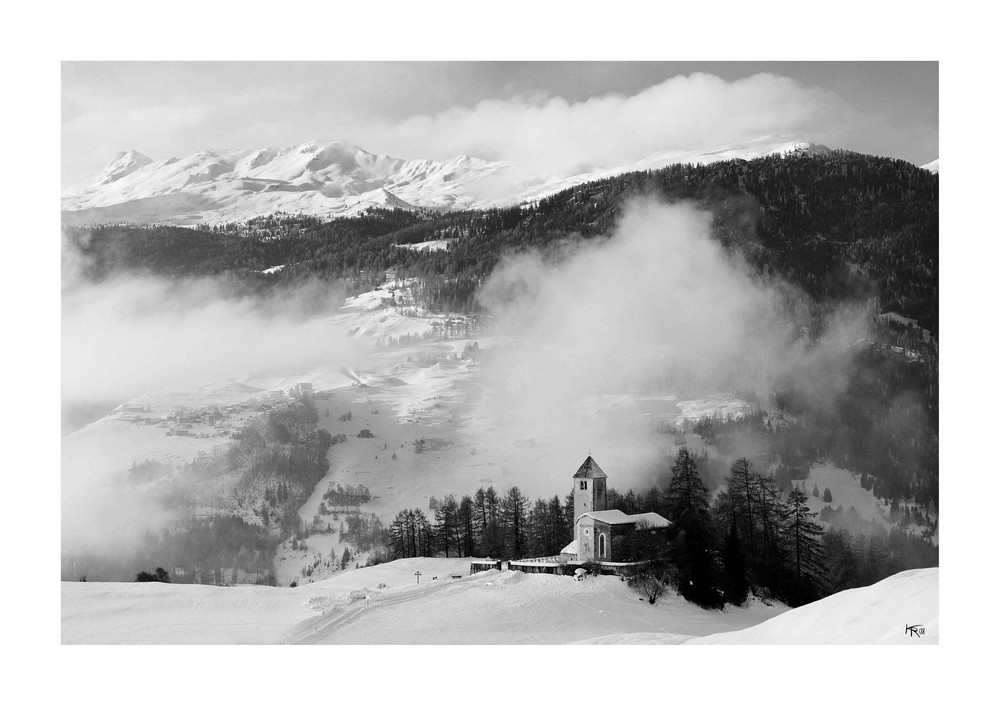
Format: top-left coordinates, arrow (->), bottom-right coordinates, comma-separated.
722,520 -> 750,606
501,486 -> 528,558
725,458 -> 757,566
458,495 -> 475,557
434,495 -> 459,557
413,509 -> 434,557
664,448 -> 722,608
784,487 -> 826,605
472,487 -> 488,549
751,472 -> 788,590
526,498 -> 549,558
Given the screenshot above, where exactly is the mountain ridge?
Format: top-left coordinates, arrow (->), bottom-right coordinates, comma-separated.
62,136 -> 897,226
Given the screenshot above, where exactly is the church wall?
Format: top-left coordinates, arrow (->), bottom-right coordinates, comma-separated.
577,516 -> 596,560
578,517 -> 616,561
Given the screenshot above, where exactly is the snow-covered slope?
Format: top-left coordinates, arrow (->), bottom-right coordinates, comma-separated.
921,158 -> 940,173
498,136 -> 830,207
61,557 -> 935,645
688,568 -> 938,644
61,136 -> 830,225
62,557 -> 784,644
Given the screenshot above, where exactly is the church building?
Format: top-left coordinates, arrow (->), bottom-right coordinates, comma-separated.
559,455 -> 672,562
504,455 -> 672,574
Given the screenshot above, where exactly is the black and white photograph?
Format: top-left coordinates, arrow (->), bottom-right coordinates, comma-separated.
57,56 -> 941,646
12,2 -> 996,698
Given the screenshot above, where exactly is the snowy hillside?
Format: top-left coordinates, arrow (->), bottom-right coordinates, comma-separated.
921,158 -> 940,173
61,136 -> 830,225
499,136 -> 830,207
688,568 -> 938,644
62,557 -> 783,644
62,559 -> 936,644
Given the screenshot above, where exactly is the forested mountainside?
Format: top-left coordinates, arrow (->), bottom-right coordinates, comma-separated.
67,150 -> 938,333
64,151 -> 938,509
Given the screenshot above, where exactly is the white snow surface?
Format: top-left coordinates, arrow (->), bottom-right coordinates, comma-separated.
688,568 -> 938,644
62,558 -> 782,644
920,158 -> 939,173
62,559 -> 936,645
62,136 -> 829,225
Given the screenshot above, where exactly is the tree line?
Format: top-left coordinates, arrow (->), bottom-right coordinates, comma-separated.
389,485 -> 551,560
384,447 -> 937,610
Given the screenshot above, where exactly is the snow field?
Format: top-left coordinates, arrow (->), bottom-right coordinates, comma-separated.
64,558 -> 937,645
688,568 -> 938,644
62,557 -> 785,645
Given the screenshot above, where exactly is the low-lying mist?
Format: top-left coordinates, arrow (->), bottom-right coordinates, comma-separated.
475,199 -> 867,491
62,274 -> 362,408
61,268 -> 366,559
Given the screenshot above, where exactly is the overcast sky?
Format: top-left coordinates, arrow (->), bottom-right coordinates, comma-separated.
62,62 -> 937,186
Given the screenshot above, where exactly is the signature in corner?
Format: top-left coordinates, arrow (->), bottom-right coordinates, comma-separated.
905,624 -> 926,638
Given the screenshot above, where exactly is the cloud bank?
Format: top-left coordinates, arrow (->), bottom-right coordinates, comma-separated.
345,72 -> 844,179
475,199 -> 866,491
60,272 -> 368,556
61,276 -> 360,407
64,70 -> 847,187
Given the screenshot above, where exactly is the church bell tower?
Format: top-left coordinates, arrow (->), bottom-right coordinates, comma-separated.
573,455 -> 607,523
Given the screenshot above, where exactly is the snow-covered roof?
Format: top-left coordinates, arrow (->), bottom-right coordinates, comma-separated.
625,512 -> 672,528
578,509 -> 630,524
560,539 -> 578,555
573,455 -> 607,479
577,510 -> 672,528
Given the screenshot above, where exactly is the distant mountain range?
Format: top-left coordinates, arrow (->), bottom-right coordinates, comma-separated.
61,136 -> 935,225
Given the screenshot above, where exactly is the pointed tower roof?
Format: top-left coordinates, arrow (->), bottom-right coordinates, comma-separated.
573,455 -> 607,479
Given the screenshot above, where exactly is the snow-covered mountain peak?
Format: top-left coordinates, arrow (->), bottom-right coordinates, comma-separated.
63,135 -> 841,226
95,149 -> 153,185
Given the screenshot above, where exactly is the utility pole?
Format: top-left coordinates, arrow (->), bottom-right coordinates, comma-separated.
414,571 -> 422,584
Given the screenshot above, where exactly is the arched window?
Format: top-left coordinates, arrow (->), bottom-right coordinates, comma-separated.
598,533 -> 606,558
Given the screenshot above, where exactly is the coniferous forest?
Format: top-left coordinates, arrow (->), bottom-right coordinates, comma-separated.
386,449 -> 937,609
